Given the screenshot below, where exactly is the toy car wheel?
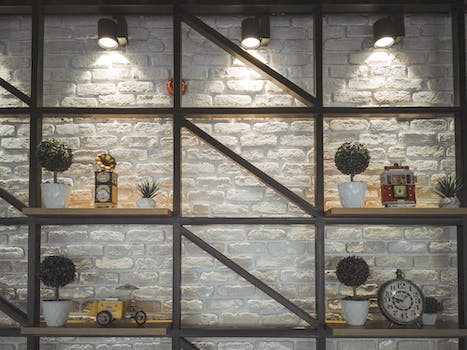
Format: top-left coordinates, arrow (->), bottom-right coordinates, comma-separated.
96,310 -> 112,326
134,310 -> 147,325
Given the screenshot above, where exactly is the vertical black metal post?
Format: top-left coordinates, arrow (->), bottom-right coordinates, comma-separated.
451,4 -> 466,350
314,6 -> 326,350
27,1 -> 44,350
172,9 -> 183,350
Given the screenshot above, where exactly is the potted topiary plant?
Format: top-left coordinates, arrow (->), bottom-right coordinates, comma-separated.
422,297 -> 443,325
37,138 -> 73,208
136,179 -> 160,208
334,141 -> 370,208
434,175 -> 463,208
336,255 -> 370,326
40,255 -> 76,327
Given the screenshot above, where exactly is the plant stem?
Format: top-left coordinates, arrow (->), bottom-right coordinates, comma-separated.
350,174 -> 354,182
55,285 -> 59,301
53,171 -> 58,184
353,286 -> 357,298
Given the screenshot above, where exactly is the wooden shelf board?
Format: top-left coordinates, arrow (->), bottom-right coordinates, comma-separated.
326,208 -> 467,217
21,319 -> 171,336
327,321 -> 467,338
22,208 -> 172,217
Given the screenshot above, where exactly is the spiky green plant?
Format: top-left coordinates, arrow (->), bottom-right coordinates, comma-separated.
37,139 -> 73,183
137,179 -> 160,199
336,256 -> 370,299
424,297 -> 444,314
334,141 -> 370,182
40,255 -> 76,301
434,175 -> 463,198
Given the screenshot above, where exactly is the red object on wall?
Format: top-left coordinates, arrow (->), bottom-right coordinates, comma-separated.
167,78 -> 187,95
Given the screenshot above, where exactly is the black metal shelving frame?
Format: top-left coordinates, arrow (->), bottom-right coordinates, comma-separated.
0,1 -> 466,350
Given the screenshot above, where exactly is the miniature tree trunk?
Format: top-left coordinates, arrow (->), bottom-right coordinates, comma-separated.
353,286 -> 357,297
53,171 -> 58,184
54,285 -> 59,301
350,174 -> 354,182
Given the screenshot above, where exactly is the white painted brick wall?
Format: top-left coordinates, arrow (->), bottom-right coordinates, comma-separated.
0,13 -> 462,350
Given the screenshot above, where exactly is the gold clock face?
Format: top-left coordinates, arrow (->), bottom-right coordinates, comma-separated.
96,171 -> 111,183
393,185 -> 407,198
96,185 -> 111,202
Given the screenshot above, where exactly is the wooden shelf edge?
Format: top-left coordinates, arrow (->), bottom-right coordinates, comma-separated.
21,320 -> 172,337
22,208 -> 173,217
327,321 -> 467,338
326,207 -> 467,217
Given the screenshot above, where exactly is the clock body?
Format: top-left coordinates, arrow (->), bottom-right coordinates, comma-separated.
378,269 -> 424,325
94,170 -> 118,208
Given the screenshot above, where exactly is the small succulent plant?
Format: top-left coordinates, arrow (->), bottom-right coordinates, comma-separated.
336,256 -> 370,300
335,141 -> 370,182
37,139 -> 73,183
40,255 -> 76,301
137,179 -> 160,199
434,175 -> 463,198
424,297 -> 444,314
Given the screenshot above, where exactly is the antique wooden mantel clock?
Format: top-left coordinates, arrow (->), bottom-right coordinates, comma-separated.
94,152 -> 118,208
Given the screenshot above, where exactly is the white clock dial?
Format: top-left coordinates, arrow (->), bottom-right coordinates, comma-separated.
378,271 -> 424,325
96,185 -> 111,202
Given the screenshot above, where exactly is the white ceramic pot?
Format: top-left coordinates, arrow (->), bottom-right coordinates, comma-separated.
136,198 -> 156,208
338,182 -> 366,208
42,300 -> 72,327
341,299 -> 369,326
439,197 -> 460,208
422,313 -> 437,325
41,183 -> 71,208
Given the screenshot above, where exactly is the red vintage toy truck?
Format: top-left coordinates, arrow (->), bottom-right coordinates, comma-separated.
380,163 -> 416,207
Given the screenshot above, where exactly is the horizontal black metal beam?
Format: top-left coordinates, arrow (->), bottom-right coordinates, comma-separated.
181,12 -> 316,107
0,297 -> 28,326
0,217 -> 28,225
324,217 -> 464,226
0,327 -> 22,337
0,78 -> 31,106
0,188 -> 27,212
180,327 -> 320,337
181,227 -> 319,327
180,217 -> 316,225
182,118 -> 319,217
180,338 -> 200,350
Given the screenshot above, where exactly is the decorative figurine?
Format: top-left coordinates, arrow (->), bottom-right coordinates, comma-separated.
380,163 -> 416,207
89,284 -> 147,327
166,78 -> 187,96
94,152 -> 118,208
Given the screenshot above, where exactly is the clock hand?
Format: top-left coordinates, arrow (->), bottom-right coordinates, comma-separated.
393,297 -> 404,303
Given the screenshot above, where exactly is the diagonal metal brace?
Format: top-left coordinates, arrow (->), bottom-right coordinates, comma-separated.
0,187 -> 27,211
0,77 -> 31,106
180,337 -> 201,350
181,227 -> 319,327
181,12 -> 316,107
182,118 -> 319,217
0,296 -> 28,326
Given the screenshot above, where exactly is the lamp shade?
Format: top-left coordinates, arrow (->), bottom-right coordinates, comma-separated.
241,17 -> 261,49
373,16 -> 404,49
98,18 -> 119,50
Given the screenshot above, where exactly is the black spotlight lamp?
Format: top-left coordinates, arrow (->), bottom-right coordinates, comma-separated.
373,16 -> 405,49
241,15 -> 270,50
98,16 -> 128,50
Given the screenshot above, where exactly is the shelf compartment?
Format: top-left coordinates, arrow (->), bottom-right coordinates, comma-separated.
326,208 -> 467,217
21,319 -> 172,337
22,208 -> 172,217
327,321 -> 467,338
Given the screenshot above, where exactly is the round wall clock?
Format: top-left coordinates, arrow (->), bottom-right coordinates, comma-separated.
378,269 -> 424,325
96,185 -> 111,202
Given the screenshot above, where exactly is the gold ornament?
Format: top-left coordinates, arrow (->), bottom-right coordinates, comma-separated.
96,152 -> 117,171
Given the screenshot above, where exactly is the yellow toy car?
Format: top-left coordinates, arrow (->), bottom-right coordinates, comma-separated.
89,284 -> 147,327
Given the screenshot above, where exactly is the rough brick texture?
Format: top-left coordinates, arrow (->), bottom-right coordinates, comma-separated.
0,12 -> 462,350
